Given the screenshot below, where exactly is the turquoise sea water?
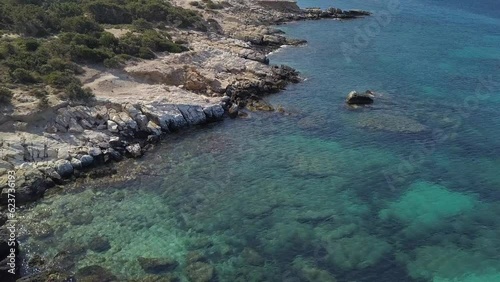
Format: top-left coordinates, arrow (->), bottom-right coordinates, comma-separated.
18,0 -> 500,281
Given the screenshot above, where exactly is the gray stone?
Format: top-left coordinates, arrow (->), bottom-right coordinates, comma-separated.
126,144 -> 142,158
44,167 -> 62,181
68,118 -> 84,133
203,104 -> 225,122
80,119 -> 94,129
55,159 -> 74,178
119,112 -> 138,131
70,158 -> 83,170
96,124 -> 107,130
107,120 -> 119,133
110,113 -> 126,129
146,121 -> 162,136
228,104 -> 239,118
104,148 -> 123,162
80,155 -> 94,167
88,147 -> 102,157
135,114 -> 149,131
109,137 -> 122,148
124,104 -> 141,119
141,103 -> 188,131
178,105 -> 207,125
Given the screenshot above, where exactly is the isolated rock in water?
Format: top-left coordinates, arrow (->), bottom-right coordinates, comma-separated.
55,159 -> 73,178
346,90 -> 374,105
137,257 -> 179,273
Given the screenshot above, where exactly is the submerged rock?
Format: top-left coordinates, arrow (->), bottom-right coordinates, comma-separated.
185,262 -> 215,282
292,257 -> 337,282
346,90 -> 374,105
137,257 -> 179,273
70,212 -> 94,226
17,270 -> 73,282
355,112 -> 427,133
75,265 -> 118,282
88,235 -> 111,252
326,234 -> 391,270
241,248 -> 265,266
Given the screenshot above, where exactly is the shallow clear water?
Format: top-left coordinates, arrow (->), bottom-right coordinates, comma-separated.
18,0 -> 500,281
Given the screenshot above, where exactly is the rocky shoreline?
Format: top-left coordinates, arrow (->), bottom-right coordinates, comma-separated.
0,1 -> 369,280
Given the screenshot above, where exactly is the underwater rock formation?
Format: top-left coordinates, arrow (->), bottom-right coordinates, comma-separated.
379,181 -> 476,237
326,234 -> 391,270
137,257 -> 179,274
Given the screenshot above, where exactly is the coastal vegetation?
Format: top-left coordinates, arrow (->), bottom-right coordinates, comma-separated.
0,0 -> 205,102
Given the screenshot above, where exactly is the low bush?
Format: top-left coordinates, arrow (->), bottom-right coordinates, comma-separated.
0,87 -> 13,104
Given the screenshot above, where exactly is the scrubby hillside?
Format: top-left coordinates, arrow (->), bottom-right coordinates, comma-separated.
0,0 -> 206,107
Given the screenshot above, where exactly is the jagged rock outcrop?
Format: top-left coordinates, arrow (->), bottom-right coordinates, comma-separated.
346,90 -> 374,105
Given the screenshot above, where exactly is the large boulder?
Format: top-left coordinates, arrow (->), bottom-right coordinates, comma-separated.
203,105 -> 225,122
346,90 -> 374,105
55,160 -> 73,178
141,103 -> 188,131
177,105 -> 207,125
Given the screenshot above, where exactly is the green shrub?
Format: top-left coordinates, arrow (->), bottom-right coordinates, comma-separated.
11,68 -> 39,84
99,32 -> 119,48
103,56 -> 124,68
206,0 -> 224,9
65,83 -> 94,102
22,39 -> 40,52
62,16 -> 102,34
31,89 -> 49,108
31,88 -> 48,99
189,1 -> 201,7
86,2 -> 133,24
48,2 -> 83,19
132,19 -> 153,31
44,71 -> 80,88
69,45 -> 112,63
0,87 -> 13,104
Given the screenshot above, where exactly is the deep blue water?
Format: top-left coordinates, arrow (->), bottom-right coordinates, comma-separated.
18,0 -> 500,281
